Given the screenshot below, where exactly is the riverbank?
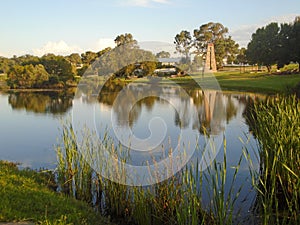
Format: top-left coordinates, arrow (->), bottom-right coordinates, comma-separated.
169,71 -> 300,94
2,71 -> 300,95
0,161 -> 114,225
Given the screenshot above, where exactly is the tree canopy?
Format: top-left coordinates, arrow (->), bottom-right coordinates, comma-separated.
174,30 -> 192,63
173,22 -> 239,69
246,17 -> 300,71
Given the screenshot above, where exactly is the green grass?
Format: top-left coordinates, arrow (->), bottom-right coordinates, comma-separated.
0,161 -> 114,225
115,71 -> 300,94
244,95 -> 300,224
213,71 -> 300,93
56,123 -> 245,225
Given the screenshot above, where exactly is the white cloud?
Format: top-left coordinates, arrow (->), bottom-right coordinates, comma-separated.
230,14 -> 298,47
120,0 -> 170,7
95,38 -> 116,51
32,40 -> 82,56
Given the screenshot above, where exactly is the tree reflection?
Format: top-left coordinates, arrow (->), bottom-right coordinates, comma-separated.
8,90 -> 74,114
96,82 -> 241,136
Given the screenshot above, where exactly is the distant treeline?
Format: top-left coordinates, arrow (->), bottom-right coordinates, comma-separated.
1,18 -> 300,89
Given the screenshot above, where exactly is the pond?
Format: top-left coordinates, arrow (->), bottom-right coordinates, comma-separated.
0,86 -> 266,221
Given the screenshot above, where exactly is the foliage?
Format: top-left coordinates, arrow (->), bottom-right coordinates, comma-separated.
156,51 -> 171,58
174,30 -> 192,62
246,23 -> 280,72
41,54 -> 74,83
193,22 -> 239,68
114,33 -> 138,48
247,17 -> 300,72
7,64 -> 49,88
245,95 -> 300,224
56,122 -> 246,225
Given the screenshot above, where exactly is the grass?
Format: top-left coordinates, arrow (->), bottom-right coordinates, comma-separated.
213,71 -> 300,93
56,123 -> 245,225
0,161 -> 114,225
54,94 -> 300,224
245,95 -> 300,224
115,70 -> 300,94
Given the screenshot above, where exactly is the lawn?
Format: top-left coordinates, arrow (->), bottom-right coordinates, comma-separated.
214,71 -> 300,93
0,161 -> 114,225
169,71 -> 300,94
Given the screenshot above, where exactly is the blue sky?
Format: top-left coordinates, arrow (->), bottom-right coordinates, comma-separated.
1,0 -> 300,57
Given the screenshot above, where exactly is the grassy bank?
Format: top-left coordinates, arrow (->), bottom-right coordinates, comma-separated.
168,71 -> 300,94
55,123 -> 247,225
0,161 -> 114,225
116,71 -> 300,94
213,71 -> 300,93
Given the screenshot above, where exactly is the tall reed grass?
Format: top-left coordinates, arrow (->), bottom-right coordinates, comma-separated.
245,95 -> 300,224
56,123 -> 245,224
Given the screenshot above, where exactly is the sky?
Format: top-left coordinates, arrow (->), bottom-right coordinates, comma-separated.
0,0 -> 300,57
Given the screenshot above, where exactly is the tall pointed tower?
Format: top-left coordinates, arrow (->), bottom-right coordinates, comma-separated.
205,43 -> 217,72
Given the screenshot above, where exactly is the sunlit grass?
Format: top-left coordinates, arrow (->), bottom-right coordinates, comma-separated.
0,161 -> 113,225
245,95 -> 300,224
56,122 -> 246,224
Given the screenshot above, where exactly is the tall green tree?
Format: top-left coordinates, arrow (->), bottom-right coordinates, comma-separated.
193,22 -> 238,68
290,17 -> 300,65
193,22 -> 228,53
41,54 -> 74,83
174,30 -> 192,63
246,23 -> 280,72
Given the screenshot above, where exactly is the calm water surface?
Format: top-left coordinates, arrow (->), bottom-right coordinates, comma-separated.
0,87 -> 265,219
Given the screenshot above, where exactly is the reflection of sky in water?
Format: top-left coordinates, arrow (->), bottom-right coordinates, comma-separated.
0,89 -> 261,219
0,93 -> 63,169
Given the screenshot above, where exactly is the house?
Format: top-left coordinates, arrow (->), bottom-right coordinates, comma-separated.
158,57 -> 181,66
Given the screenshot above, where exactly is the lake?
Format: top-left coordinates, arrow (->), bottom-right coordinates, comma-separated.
0,86 -> 265,220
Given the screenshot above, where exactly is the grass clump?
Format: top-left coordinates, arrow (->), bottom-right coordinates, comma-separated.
56,122 -> 246,225
246,95 -> 300,224
0,161 -> 114,225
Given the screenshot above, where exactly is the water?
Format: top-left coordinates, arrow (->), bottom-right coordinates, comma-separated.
0,87 -> 265,219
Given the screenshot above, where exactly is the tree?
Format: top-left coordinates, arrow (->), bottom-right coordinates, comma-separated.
174,30 -> 192,62
0,57 -> 15,74
66,53 -> 82,65
193,22 -> 236,68
140,61 -> 157,75
7,64 -> 49,88
81,51 -> 97,65
193,22 -> 228,53
156,51 -> 171,58
246,23 -> 280,72
41,54 -> 74,83
290,17 -> 300,65
214,36 -> 239,67
114,33 -> 138,48
97,47 -> 112,58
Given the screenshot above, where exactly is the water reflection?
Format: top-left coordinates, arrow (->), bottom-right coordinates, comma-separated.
96,82 -> 239,136
8,90 -> 75,115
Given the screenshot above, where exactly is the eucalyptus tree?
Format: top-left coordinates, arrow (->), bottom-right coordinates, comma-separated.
193,22 -> 238,68
174,30 -> 192,63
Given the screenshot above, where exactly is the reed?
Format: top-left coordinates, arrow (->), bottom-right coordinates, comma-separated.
246,95 -> 300,224
56,122 -> 247,224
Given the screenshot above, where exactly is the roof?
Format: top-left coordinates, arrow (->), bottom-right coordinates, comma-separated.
158,58 -> 181,63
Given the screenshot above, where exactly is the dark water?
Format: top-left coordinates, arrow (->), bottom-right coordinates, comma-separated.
0,87 -> 265,219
